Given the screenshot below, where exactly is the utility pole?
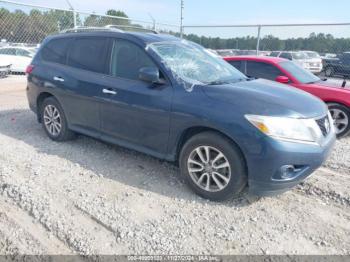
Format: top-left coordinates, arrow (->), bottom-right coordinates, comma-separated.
256,25 -> 261,55
180,0 -> 184,38
66,0 -> 77,29
148,13 -> 156,31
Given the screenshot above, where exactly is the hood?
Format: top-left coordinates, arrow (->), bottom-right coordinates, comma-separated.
305,58 -> 322,63
304,79 -> 350,90
201,78 -> 328,118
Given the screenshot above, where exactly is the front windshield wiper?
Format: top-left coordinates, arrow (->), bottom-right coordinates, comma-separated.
206,78 -> 247,85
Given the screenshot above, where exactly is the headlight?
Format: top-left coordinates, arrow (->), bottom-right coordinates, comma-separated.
245,115 -> 322,144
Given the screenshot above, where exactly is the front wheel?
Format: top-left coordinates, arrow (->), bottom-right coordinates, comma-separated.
324,67 -> 334,77
328,103 -> 350,138
179,132 -> 247,201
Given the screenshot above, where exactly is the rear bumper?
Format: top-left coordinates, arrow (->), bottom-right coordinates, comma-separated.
0,65 -> 11,76
247,133 -> 336,196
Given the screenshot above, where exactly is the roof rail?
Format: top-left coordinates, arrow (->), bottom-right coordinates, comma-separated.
104,25 -> 158,34
60,25 -> 158,34
60,26 -> 124,34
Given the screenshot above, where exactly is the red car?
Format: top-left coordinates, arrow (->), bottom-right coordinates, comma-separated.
224,56 -> 350,138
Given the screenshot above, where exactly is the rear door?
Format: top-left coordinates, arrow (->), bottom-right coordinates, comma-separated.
37,36 -> 111,135
99,38 -> 173,157
62,37 -> 111,134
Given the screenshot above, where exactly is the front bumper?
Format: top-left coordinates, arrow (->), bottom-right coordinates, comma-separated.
247,133 -> 336,196
303,65 -> 323,74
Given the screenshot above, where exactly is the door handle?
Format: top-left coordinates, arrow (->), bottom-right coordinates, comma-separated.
102,88 -> 117,95
53,76 -> 64,82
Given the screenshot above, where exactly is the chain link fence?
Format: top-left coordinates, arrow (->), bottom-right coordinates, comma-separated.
0,0 -> 349,79
183,23 -> 350,79
0,0 -> 180,46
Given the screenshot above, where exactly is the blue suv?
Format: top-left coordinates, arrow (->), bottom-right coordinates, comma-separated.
26,28 -> 336,201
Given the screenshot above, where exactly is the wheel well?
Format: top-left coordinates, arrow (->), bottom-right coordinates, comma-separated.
36,92 -> 54,122
176,126 -> 248,173
326,101 -> 350,109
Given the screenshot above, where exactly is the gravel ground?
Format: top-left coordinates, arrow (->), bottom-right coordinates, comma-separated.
0,75 -> 349,255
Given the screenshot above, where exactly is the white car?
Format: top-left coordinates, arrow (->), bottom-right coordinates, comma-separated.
270,51 -> 322,74
0,61 -> 11,77
0,47 -> 35,73
302,51 -> 323,74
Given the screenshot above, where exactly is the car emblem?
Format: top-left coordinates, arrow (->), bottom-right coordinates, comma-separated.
324,118 -> 330,134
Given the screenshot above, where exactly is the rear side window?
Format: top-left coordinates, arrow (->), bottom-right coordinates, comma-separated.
67,38 -> 109,74
41,38 -> 70,64
280,52 -> 292,60
0,48 -> 16,55
246,61 -> 283,81
16,49 -> 31,57
270,51 -> 279,57
227,60 -> 243,73
110,39 -> 156,81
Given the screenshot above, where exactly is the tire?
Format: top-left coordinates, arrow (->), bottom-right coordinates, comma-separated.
324,67 -> 334,77
328,103 -> 350,138
179,131 -> 247,201
40,97 -> 76,141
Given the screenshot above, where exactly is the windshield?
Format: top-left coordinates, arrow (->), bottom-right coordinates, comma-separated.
279,61 -> 320,84
304,52 -> 320,59
292,52 -> 307,60
148,41 -> 247,86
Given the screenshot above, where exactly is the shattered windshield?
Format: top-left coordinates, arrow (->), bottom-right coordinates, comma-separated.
148,40 -> 247,86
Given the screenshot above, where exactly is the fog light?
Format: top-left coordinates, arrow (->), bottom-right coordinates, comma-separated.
273,165 -> 305,181
280,165 -> 296,179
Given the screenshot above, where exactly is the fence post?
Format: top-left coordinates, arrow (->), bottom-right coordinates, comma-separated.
73,9 -> 77,28
256,25 -> 261,55
180,0 -> 184,38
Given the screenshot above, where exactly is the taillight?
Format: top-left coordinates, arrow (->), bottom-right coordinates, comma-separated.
26,65 -> 34,74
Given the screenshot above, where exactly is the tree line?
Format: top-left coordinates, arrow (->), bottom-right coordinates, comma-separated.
1,7 -> 350,53
183,33 -> 350,53
0,8 -> 131,43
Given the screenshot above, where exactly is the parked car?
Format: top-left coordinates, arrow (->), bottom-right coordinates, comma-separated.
225,56 -> 350,137
26,29 -> 335,201
323,52 -> 350,77
0,61 -> 11,77
302,51 -> 323,74
270,51 -> 322,74
320,53 -> 337,59
235,50 -> 257,56
0,47 -> 34,73
216,49 -> 237,57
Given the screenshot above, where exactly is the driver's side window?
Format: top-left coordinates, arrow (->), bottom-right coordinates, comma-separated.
110,39 -> 157,81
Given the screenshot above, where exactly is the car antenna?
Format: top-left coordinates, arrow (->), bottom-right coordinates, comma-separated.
342,77 -> 347,88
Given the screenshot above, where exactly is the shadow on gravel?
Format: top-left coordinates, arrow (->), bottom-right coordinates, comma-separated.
0,108 -> 258,207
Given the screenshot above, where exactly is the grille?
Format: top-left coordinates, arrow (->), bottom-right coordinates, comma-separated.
316,116 -> 330,137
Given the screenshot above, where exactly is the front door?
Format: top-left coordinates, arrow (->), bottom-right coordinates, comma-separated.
99,39 -> 172,157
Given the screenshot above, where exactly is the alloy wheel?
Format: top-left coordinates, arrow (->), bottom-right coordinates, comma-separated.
43,104 -> 62,136
330,108 -> 349,135
187,146 -> 231,192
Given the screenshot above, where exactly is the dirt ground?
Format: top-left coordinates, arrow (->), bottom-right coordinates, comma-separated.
0,75 -> 349,255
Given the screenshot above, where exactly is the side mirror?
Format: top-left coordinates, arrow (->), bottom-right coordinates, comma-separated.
139,67 -> 162,84
275,75 -> 290,84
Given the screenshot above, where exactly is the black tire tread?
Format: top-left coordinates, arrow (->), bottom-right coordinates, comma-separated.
179,131 -> 247,201
40,97 -> 76,141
